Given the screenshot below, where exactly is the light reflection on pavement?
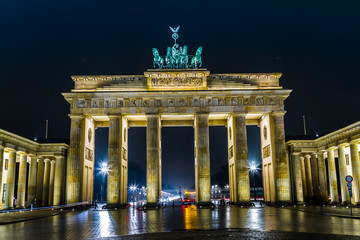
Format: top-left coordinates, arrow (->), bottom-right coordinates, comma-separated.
0,205 -> 360,239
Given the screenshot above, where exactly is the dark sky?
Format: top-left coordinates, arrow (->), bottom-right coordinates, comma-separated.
1,1 -> 360,190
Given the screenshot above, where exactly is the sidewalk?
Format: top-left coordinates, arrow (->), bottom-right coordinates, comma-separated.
0,202 -> 89,224
285,205 -> 360,219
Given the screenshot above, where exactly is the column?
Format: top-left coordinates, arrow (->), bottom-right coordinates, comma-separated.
300,156 -> 308,202
66,115 -> 83,204
4,150 -> 16,209
42,159 -> 50,206
304,155 -> 313,201
107,116 -> 121,207
233,114 -> 250,204
48,160 -> 56,206
194,114 -> 211,205
27,155 -> 38,207
36,158 -> 44,206
310,153 -> 321,203
16,153 -> 27,208
0,146 -> 4,203
317,152 -> 328,204
53,156 -> 64,206
350,141 -> 360,203
146,115 -> 161,206
292,153 -> 304,204
327,148 -> 339,204
272,112 -> 291,203
338,144 -> 350,204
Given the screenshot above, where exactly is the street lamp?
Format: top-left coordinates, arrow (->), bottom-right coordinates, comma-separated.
101,162 -> 108,174
99,162 -> 108,202
249,161 -> 258,201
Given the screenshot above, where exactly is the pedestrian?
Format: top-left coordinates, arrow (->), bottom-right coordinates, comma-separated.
94,201 -> 98,210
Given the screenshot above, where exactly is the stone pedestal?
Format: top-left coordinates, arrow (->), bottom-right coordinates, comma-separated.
194,114 -> 211,206
350,142 -> 360,204
27,155 -> 38,207
327,148 -> 339,204
292,153 -> 304,204
146,115 -> 161,206
5,150 -> 16,210
16,153 -> 27,208
42,159 -> 51,206
66,115 -> 83,204
338,144 -> 350,204
53,156 -> 64,206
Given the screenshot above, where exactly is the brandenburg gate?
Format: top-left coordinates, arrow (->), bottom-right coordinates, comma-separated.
62,27 -> 292,208
62,69 -> 292,207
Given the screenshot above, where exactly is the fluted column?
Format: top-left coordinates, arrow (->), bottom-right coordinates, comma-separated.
272,112 -> 291,203
53,156 -> 64,206
42,159 -> 51,206
304,155 -> 313,200
310,154 -> 321,203
327,148 -> 339,204
27,155 -> 38,207
292,153 -> 304,204
16,153 -> 27,208
194,114 -> 211,205
317,152 -> 328,204
338,144 -> 350,204
350,141 -> 360,203
4,150 -> 16,209
0,146 -> 4,202
48,160 -> 56,206
66,115 -> 84,204
300,156 -> 308,202
36,158 -> 44,206
234,114 -> 250,204
146,115 -> 161,206
107,116 -> 121,207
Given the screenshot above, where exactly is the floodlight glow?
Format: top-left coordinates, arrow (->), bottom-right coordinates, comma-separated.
250,165 -> 256,171
101,163 -> 108,173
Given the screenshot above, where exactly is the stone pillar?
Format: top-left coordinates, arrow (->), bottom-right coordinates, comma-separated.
317,152 -> 328,204
194,114 -> 211,206
310,154 -> 321,203
304,155 -> 313,201
42,159 -> 51,206
272,112 -> 291,203
27,155 -> 38,207
146,115 -> 161,207
350,141 -> 360,203
233,114 -> 250,205
0,146 -> 4,203
66,115 -> 84,204
107,116 -> 121,207
338,144 -> 350,204
292,153 -> 304,204
36,158 -> 44,206
300,156 -> 308,202
327,148 -> 339,204
53,156 -> 64,206
4,150 -> 16,209
16,153 -> 27,208
48,160 -> 56,206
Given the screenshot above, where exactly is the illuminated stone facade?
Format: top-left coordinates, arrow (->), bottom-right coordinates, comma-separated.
0,129 -> 68,210
287,121 -> 360,205
63,69 -> 292,206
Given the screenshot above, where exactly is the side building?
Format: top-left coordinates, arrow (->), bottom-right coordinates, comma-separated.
0,129 -> 68,210
287,121 -> 360,205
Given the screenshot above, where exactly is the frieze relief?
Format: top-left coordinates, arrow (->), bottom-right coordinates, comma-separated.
151,77 -> 203,87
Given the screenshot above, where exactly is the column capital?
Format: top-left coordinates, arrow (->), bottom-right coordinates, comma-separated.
327,146 -> 337,151
304,154 -> 311,159
16,151 -> 27,155
300,156 -> 305,160
270,111 -> 286,117
44,158 -> 51,163
350,139 -> 359,145
338,143 -> 348,147
292,152 -> 301,156
6,148 -> 16,153
37,157 -> 44,162
50,160 -> 56,164
232,112 -> 247,117
54,155 -> 64,159
108,115 -> 121,119
68,114 -> 84,120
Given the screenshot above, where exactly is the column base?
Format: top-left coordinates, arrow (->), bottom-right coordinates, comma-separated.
143,203 -> 161,210
196,202 -> 215,209
16,206 -> 26,209
4,207 -> 14,210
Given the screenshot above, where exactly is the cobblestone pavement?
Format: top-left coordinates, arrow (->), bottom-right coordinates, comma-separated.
0,205 -> 360,239
286,204 -> 360,218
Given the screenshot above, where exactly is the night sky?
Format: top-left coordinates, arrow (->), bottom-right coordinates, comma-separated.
1,1 -> 360,192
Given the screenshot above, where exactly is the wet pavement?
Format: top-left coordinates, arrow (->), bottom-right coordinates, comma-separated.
1,205 -> 360,239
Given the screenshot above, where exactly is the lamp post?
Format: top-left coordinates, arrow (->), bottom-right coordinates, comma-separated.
250,161 -> 257,201
100,162 -> 108,202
